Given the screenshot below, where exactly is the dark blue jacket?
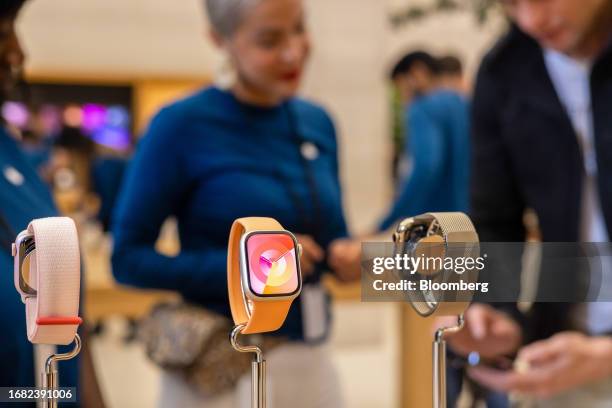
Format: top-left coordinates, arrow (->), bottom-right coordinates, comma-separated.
471,26 -> 612,341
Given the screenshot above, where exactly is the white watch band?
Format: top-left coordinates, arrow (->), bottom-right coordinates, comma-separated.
12,217 -> 81,345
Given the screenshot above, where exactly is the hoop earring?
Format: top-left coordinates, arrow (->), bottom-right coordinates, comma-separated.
215,52 -> 236,89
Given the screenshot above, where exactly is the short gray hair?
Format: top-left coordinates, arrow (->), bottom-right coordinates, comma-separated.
204,0 -> 262,37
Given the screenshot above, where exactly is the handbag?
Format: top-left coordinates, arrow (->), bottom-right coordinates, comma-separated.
138,302 -> 286,397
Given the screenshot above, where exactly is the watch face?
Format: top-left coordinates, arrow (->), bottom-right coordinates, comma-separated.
244,231 -> 300,297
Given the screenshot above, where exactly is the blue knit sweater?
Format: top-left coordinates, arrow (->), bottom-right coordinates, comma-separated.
112,87 -> 348,340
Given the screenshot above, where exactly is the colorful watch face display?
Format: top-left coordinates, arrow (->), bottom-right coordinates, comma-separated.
245,232 -> 300,297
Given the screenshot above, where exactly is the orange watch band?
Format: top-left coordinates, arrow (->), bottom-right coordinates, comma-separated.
227,217 -> 295,334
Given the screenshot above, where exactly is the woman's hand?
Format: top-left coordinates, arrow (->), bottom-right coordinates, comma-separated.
294,234 -> 324,278
328,238 -> 361,282
468,332 -> 612,399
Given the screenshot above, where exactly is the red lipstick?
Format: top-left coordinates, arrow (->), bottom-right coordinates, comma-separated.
280,70 -> 301,82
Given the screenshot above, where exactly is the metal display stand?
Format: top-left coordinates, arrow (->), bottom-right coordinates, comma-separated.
432,315 -> 464,408
41,334 -> 82,408
393,213 -> 479,408
230,324 -> 266,408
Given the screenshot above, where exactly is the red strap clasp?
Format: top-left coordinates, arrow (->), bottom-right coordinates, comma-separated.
36,316 -> 83,326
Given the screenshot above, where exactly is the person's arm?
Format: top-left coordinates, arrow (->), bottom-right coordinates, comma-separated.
316,110 -> 358,282
468,59 -> 528,335
471,70 -> 525,243
111,107 -> 227,303
468,332 -> 612,398
326,112 -> 349,242
471,60 -> 526,295
378,102 -> 447,231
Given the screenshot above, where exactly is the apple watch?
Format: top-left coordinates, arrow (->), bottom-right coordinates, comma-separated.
12,217 -> 82,345
227,217 -> 302,334
393,212 -> 479,317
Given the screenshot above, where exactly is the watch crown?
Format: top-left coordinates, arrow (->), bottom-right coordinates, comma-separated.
297,244 -> 303,258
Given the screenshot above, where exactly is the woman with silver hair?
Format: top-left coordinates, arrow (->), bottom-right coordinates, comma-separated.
112,0 -> 353,406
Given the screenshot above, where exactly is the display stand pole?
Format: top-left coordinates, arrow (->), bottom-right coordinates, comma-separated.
41,334 -> 81,408
433,314 -> 464,408
230,324 -> 266,408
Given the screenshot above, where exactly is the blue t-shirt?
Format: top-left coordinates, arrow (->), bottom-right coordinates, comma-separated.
0,127 -> 79,397
112,87 -> 348,340
379,90 -> 471,231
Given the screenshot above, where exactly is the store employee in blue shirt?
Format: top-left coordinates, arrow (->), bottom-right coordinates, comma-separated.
0,0 -> 79,401
111,0 -> 354,406
378,51 -> 470,232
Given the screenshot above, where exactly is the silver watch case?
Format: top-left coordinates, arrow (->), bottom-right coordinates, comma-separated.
239,230 -> 303,309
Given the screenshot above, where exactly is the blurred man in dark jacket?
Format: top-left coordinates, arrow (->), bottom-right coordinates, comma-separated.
442,0 -> 612,402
